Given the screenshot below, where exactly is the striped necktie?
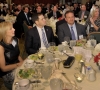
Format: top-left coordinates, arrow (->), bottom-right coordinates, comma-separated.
70,26 -> 76,40
42,29 -> 48,48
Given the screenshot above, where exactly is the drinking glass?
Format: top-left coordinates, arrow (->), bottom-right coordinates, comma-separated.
50,78 -> 64,90
91,39 -> 96,47
70,40 -> 76,48
64,36 -> 70,44
48,42 -> 56,53
74,52 -> 82,62
45,53 -> 54,65
41,65 -> 52,86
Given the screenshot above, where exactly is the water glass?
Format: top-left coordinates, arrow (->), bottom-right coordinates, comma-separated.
91,39 -> 96,47
41,65 -> 52,86
48,42 -> 56,52
50,78 -> 64,90
70,40 -> 76,48
64,36 -> 70,43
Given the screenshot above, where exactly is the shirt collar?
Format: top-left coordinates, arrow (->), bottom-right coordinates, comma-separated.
68,23 -> 75,28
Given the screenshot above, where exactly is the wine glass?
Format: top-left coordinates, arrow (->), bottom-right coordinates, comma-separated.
33,66 -> 41,89
48,42 -> 56,53
45,53 -> 54,66
64,36 -> 70,44
41,65 -> 52,86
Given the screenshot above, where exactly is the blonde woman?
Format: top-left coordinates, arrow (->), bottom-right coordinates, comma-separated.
85,5 -> 100,33
0,21 -> 23,90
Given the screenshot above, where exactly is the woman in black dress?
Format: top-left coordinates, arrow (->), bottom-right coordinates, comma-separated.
0,21 -> 23,90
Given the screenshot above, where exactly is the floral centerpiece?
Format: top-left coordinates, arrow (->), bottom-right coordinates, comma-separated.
94,53 -> 100,70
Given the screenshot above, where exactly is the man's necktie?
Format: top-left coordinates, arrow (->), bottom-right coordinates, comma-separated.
25,13 -> 30,25
81,12 -> 84,19
42,29 -> 48,48
70,26 -> 76,40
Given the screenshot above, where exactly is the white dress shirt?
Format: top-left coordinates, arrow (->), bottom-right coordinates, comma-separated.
36,26 -> 48,47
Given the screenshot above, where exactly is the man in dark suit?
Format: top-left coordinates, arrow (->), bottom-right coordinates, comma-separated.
73,3 -> 80,17
25,13 -> 55,55
57,10 -> 87,44
78,4 -> 90,20
47,5 -> 62,19
16,5 -> 33,28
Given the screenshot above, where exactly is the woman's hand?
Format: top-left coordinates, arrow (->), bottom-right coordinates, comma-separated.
90,17 -> 94,25
17,61 -> 23,67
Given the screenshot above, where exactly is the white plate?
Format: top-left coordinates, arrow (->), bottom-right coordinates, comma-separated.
24,62 -> 36,68
15,84 -> 33,90
28,54 -> 38,61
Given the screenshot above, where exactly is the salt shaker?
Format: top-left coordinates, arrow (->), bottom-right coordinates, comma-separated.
87,68 -> 96,82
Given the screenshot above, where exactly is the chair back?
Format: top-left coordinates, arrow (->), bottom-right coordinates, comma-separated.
23,21 -> 29,36
88,32 -> 100,43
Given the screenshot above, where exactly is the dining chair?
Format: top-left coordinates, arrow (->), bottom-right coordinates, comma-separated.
87,32 -> 100,43
20,21 -> 29,58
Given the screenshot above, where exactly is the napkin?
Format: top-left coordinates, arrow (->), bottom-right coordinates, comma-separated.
93,43 -> 100,56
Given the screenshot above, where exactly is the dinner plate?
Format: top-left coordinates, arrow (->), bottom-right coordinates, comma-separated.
24,62 -> 36,68
28,54 -> 38,61
15,84 -> 33,90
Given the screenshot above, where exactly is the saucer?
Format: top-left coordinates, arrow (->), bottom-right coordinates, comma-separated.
15,84 -> 33,90
24,63 -> 36,68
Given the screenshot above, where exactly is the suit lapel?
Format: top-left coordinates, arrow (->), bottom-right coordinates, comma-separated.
34,26 -> 41,45
75,23 -> 80,39
65,23 -> 72,39
44,26 -> 49,42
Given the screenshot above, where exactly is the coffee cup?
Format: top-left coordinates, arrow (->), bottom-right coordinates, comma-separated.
18,79 -> 30,90
25,60 -> 34,68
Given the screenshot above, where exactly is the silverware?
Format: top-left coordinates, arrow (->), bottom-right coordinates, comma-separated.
62,72 -> 72,84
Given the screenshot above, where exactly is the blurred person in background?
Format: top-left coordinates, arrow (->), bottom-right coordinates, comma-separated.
85,5 -> 100,33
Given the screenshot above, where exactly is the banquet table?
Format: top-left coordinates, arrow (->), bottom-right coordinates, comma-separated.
13,51 -> 100,90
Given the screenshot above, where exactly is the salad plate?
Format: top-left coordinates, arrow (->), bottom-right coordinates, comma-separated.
17,68 -> 35,79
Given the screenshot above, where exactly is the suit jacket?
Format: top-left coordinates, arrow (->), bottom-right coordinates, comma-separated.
78,11 -> 90,19
73,7 -> 80,17
25,26 -> 55,55
57,22 -> 87,43
16,11 -> 33,26
56,19 -> 66,34
47,11 -> 62,19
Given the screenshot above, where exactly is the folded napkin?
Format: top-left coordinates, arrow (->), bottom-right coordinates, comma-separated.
93,43 -> 100,56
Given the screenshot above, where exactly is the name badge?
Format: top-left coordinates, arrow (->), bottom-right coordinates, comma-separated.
91,24 -> 93,27
79,35 -> 83,39
12,40 -> 17,47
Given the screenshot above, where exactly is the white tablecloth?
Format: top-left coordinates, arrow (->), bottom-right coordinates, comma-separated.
13,51 -> 100,90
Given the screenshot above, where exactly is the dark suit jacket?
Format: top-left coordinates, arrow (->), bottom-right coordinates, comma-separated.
47,11 -> 62,19
56,19 -> 66,34
73,7 -> 80,17
1,10 -> 7,16
25,26 -> 55,55
16,11 -> 33,26
78,11 -> 90,19
57,22 -> 87,43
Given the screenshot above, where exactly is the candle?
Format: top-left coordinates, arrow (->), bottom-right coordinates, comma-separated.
77,77 -> 82,82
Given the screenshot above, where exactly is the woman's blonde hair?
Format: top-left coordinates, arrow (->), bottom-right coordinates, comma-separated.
0,21 -> 12,43
89,5 -> 99,17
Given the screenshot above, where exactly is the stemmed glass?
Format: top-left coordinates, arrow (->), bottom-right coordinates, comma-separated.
41,65 -> 52,86
45,53 -> 54,66
48,42 -> 56,53
64,36 -> 70,44
33,65 -> 41,89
